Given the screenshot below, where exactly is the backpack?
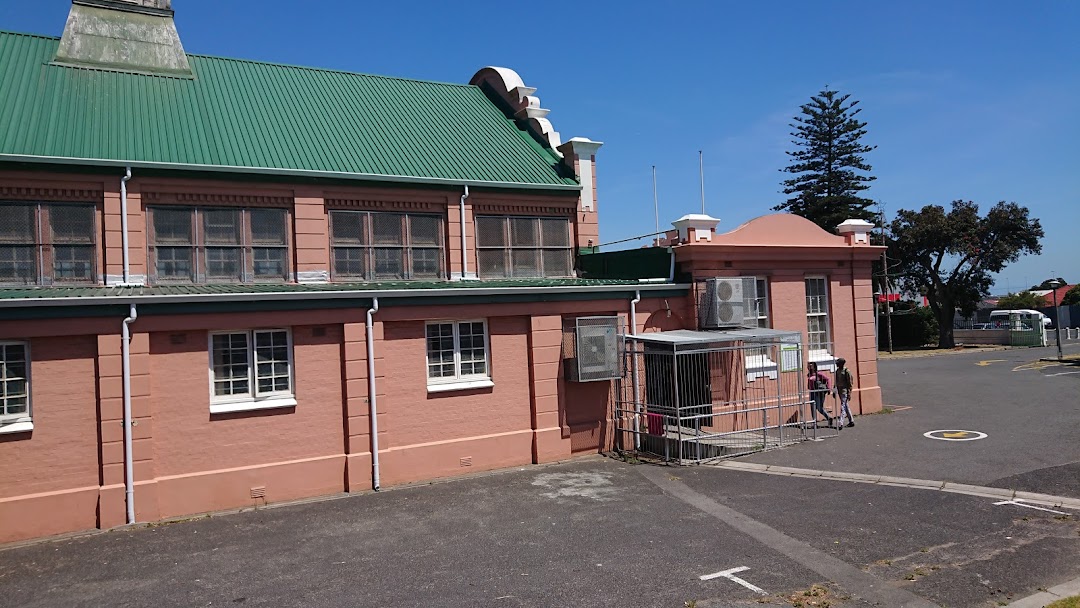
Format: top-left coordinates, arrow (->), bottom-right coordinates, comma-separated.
838,368 -> 853,390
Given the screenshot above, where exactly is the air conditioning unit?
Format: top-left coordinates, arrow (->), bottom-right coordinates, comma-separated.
699,277 -> 757,329
564,316 -> 622,382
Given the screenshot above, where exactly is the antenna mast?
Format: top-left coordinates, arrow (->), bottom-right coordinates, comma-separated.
652,166 -> 659,240
698,150 -> 705,214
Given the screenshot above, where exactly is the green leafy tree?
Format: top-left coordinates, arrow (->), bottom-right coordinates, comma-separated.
888,200 -> 1043,348
775,88 -> 877,231
997,291 -> 1045,310
1030,278 -> 1067,291
1063,285 -> 1080,306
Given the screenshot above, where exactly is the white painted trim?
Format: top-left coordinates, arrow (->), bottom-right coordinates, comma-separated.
426,378 -> 495,393
209,397 -> 297,415
0,418 -> 33,434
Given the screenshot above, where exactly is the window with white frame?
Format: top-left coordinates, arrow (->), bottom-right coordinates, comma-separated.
425,320 -> 492,391
805,277 -> 835,370
0,342 -> 31,432
209,329 -> 294,413
744,277 -> 776,381
475,216 -> 573,278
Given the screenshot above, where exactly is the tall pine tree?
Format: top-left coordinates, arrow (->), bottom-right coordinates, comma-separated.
775,89 -> 877,231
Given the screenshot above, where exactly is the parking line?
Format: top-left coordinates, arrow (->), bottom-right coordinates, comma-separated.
700,566 -> 766,595
993,500 -> 1068,515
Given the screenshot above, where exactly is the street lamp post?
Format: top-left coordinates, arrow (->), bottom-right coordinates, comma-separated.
1048,279 -> 1064,360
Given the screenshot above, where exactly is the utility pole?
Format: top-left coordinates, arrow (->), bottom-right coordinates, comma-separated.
879,205 -> 894,354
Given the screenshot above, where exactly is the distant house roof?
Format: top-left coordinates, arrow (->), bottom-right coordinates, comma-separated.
1043,284 -> 1073,305
0,31 -> 578,190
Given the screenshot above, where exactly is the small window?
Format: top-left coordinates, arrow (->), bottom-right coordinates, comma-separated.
209,329 -> 294,413
0,203 -> 96,285
475,216 -> 573,279
330,211 -> 444,281
425,320 -> 492,392
752,277 -> 770,328
148,206 -> 289,284
0,342 -> 31,433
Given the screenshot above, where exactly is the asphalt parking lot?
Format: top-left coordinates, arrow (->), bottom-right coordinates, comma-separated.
1,344 -> 1078,608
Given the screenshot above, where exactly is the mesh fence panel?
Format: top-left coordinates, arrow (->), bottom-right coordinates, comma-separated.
50,205 -> 94,244
475,216 -> 506,248
540,217 -> 570,247
0,246 -> 36,284
511,250 -> 541,278
511,217 -> 539,247
542,249 -> 572,277
152,207 -> 193,244
0,205 -> 34,243
477,249 -> 507,278
202,209 -> 241,245
372,213 -> 404,246
330,211 -> 366,245
250,209 -> 287,245
409,215 -> 442,247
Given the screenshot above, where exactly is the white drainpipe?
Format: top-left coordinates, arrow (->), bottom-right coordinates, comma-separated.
366,297 -> 381,490
121,303 -> 138,524
120,167 -> 132,285
459,186 -> 470,280
629,290 -> 642,450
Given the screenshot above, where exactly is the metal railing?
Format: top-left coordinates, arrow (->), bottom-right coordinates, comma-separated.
615,333 -> 838,465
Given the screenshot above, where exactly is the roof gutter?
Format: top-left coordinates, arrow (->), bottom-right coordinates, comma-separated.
0,154 -> 582,192
0,283 -> 691,308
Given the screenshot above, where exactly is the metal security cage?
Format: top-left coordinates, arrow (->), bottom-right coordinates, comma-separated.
563,316 -> 624,382
616,328 -> 836,464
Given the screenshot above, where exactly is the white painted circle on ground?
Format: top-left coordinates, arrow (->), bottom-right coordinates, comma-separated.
923,429 -> 988,441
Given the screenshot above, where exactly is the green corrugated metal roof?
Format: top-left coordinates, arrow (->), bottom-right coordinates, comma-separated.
0,31 -> 578,189
0,278 -> 652,301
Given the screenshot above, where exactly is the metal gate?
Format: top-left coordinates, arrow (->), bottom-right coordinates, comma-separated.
615,328 -> 837,464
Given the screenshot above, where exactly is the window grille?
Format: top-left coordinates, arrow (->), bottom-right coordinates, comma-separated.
149,206 -> 288,284
329,211 -> 444,281
0,203 -> 96,285
475,216 -> 573,279
0,342 -> 29,422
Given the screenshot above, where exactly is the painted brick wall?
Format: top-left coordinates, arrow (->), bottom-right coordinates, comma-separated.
148,325 -> 344,477
0,336 -> 98,499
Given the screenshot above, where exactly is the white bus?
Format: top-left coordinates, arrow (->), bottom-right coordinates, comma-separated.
989,309 -> 1052,329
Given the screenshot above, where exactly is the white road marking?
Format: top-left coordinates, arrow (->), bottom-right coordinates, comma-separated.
923,429 -> 988,441
699,566 -> 767,595
993,500 -> 1068,515
1046,371 -> 1080,377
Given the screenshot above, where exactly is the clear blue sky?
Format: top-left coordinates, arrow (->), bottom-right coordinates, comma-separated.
3,1 -> 1078,293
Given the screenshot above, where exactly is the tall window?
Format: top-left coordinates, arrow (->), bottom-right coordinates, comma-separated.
805,277 -> 831,352
148,207 -> 288,283
209,329 -> 293,412
0,203 -> 96,285
475,216 -> 572,279
751,277 -> 770,328
0,342 -> 30,429
425,320 -> 490,389
330,211 -> 444,281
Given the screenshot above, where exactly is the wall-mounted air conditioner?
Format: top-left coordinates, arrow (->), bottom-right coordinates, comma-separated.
699,277 -> 757,329
563,316 -> 622,382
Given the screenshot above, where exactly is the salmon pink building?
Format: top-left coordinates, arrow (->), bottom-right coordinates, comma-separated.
0,0 -> 884,544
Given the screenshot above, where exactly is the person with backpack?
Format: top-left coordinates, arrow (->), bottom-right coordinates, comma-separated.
806,362 -> 833,428
835,357 -> 855,428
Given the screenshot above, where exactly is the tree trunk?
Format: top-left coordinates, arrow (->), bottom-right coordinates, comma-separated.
937,304 -> 955,349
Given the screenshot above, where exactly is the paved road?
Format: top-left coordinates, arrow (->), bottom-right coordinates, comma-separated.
745,343 -> 1080,496
2,344 -> 1079,607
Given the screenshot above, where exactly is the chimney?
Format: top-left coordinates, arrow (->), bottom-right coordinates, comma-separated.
54,0 -> 192,77
836,219 -> 875,245
671,214 -> 721,244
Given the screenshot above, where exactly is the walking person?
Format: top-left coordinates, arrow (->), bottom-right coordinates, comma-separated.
806,362 -> 833,427
835,357 -> 855,427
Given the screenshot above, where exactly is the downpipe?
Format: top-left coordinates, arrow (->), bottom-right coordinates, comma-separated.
121,304 -> 138,524
366,298 -> 381,490
120,167 -> 133,285
629,290 -> 641,450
